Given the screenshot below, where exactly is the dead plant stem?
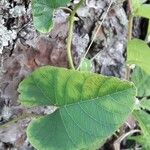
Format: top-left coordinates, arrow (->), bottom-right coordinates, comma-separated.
77,0 -> 113,70
0,113 -> 43,129
126,0 -> 133,80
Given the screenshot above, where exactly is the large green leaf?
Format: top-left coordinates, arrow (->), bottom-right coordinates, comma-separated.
131,66 -> 150,97
32,0 -> 69,33
18,66 -> 136,150
127,39 -> 150,75
132,110 -> 150,150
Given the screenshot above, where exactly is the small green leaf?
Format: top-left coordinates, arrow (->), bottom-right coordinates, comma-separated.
132,0 -> 150,19
132,0 -> 142,13
132,110 -> 150,150
127,39 -> 150,75
140,98 -> 150,110
80,58 -> 92,72
32,0 -> 69,33
18,66 -> 136,150
131,66 -> 150,97
134,4 -> 150,19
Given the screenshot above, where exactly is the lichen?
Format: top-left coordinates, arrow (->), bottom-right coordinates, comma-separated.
0,21 -> 17,54
9,5 -> 26,17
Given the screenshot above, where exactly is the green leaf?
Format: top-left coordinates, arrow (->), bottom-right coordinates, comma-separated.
134,4 -> 150,19
18,66 -> 136,150
140,98 -> 150,110
129,135 -> 148,150
132,0 -> 142,13
80,58 -> 92,72
131,66 -> 150,97
32,0 -> 69,33
132,110 -> 150,150
127,39 -> 150,75
132,0 -> 150,19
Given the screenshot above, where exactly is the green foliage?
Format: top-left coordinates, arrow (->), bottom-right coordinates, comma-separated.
131,66 -> 150,97
140,98 -> 150,110
129,28 -> 150,149
131,110 -> 150,150
134,4 -> 150,19
127,39 -> 150,75
32,0 -> 69,33
132,0 -> 141,13
80,58 -> 92,72
18,66 -> 136,150
21,0 -> 150,149
132,0 -> 150,19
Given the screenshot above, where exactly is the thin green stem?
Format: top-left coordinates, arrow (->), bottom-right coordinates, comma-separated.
66,0 -> 84,70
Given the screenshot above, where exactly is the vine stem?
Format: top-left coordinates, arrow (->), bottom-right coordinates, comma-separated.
77,0 -> 113,70
125,0 -> 133,80
66,0 -> 84,70
114,129 -> 140,150
127,0 -> 133,42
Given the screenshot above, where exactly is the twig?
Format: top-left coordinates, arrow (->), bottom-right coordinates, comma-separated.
127,0 -> 133,41
125,0 -> 133,80
77,0 -> 113,70
0,113 -> 43,129
66,0 -> 84,70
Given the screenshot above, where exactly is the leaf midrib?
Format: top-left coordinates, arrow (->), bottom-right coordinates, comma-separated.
59,87 -> 134,108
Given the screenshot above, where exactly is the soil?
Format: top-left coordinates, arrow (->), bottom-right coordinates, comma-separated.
0,0 -> 148,149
